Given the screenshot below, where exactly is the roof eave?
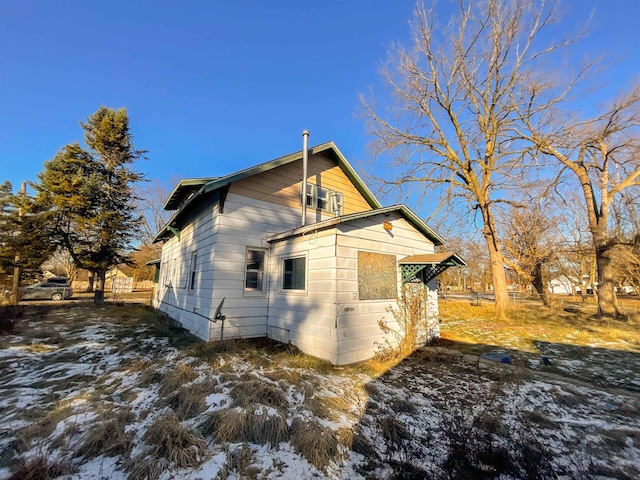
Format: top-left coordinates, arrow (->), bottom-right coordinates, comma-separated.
153,141 -> 383,242
265,205 -> 444,246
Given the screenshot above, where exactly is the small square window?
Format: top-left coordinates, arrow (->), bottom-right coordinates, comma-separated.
283,256 -> 306,290
316,186 -> 329,211
245,249 -> 266,291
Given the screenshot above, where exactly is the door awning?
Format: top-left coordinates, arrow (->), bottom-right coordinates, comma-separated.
399,252 -> 466,284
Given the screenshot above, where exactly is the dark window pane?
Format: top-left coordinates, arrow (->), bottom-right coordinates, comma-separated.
247,250 -> 264,270
283,257 -> 305,290
245,271 -> 263,289
246,250 -> 265,290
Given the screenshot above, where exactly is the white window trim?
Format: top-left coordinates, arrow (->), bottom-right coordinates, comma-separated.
279,253 -> 308,295
244,247 -> 268,295
162,261 -> 170,287
300,182 -> 343,216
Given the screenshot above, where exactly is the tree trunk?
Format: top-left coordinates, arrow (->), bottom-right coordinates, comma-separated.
532,261 -> 548,306
481,207 -> 510,316
94,270 -> 106,305
11,265 -> 21,305
86,271 -> 95,292
595,244 -> 620,317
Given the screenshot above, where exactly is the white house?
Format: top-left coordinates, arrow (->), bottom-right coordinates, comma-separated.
152,138 -> 464,365
547,276 -> 576,295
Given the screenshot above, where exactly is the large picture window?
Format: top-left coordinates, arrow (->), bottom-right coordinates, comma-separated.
358,251 -> 397,300
282,256 -> 306,291
245,249 -> 266,291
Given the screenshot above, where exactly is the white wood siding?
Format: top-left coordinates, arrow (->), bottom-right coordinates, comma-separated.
155,186 -> 441,365
332,212 -> 438,364
267,229 -> 339,363
157,191 -> 308,341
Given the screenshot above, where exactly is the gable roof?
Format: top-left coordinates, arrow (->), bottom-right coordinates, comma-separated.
164,177 -> 218,211
264,204 -> 444,246
154,141 -> 382,242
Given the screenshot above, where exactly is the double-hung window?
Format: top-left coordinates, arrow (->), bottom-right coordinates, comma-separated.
245,249 -> 266,292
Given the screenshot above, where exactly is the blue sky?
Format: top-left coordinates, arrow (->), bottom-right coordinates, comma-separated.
1,0 -> 639,212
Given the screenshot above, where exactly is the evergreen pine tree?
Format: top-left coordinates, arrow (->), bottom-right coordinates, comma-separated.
35,107 -> 146,304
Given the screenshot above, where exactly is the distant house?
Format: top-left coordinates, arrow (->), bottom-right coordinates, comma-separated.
106,268 -> 133,293
548,276 -> 575,295
152,139 -> 464,364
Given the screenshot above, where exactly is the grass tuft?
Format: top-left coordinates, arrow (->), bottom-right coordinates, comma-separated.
201,405 -> 288,446
143,412 -> 207,467
161,378 -> 217,420
75,408 -> 134,459
229,378 -> 289,409
158,363 -> 198,397
290,418 -> 344,470
18,405 -> 73,449
8,456 -> 75,480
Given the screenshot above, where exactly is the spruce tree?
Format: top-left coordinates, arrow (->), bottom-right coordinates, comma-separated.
0,181 -> 56,300
35,107 -> 146,304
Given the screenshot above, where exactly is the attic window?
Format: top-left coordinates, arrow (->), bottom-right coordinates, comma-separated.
300,182 -> 343,215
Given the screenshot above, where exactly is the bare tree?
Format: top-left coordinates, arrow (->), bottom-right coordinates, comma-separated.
552,191 -> 597,302
361,0 -> 584,316
500,201 -> 556,304
135,179 -> 172,246
522,87 -> 640,317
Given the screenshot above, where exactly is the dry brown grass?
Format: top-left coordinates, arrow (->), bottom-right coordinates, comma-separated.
158,363 -> 198,396
216,444 -> 260,480
290,418 -> 345,470
304,394 -> 355,422
18,405 -> 73,448
229,378 -> 289,409
201,406 -> 289,446
8,456 -> 75,480
263,369 -> 301,384
75,408 -> 134,459
127,412 -> 206,478
377,415 -> 410,450
161,378 -> 217,420
439,300 -> 640,354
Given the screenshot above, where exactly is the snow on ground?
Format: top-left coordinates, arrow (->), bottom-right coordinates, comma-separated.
0,304 -> 639,479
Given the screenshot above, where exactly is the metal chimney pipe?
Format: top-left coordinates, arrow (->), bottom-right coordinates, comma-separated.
301,130 -> 310,227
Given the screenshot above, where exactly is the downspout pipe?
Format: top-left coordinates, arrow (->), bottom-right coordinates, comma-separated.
301,130 -> 310,227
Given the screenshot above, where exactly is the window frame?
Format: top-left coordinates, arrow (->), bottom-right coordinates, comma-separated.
280,254 -> 307,294
188,251 -> 198,294
244,247 -> 268,295
299,182 -> 343,216
162,261 -> 170,287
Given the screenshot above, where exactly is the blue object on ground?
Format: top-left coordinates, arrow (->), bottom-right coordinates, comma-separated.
480,352 -> 512,364
542,356 -> 551,365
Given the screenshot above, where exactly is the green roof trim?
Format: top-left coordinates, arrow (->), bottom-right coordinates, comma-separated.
153,142 -> 382,243
264,205 -> 444,246
163,177 -> 219,211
